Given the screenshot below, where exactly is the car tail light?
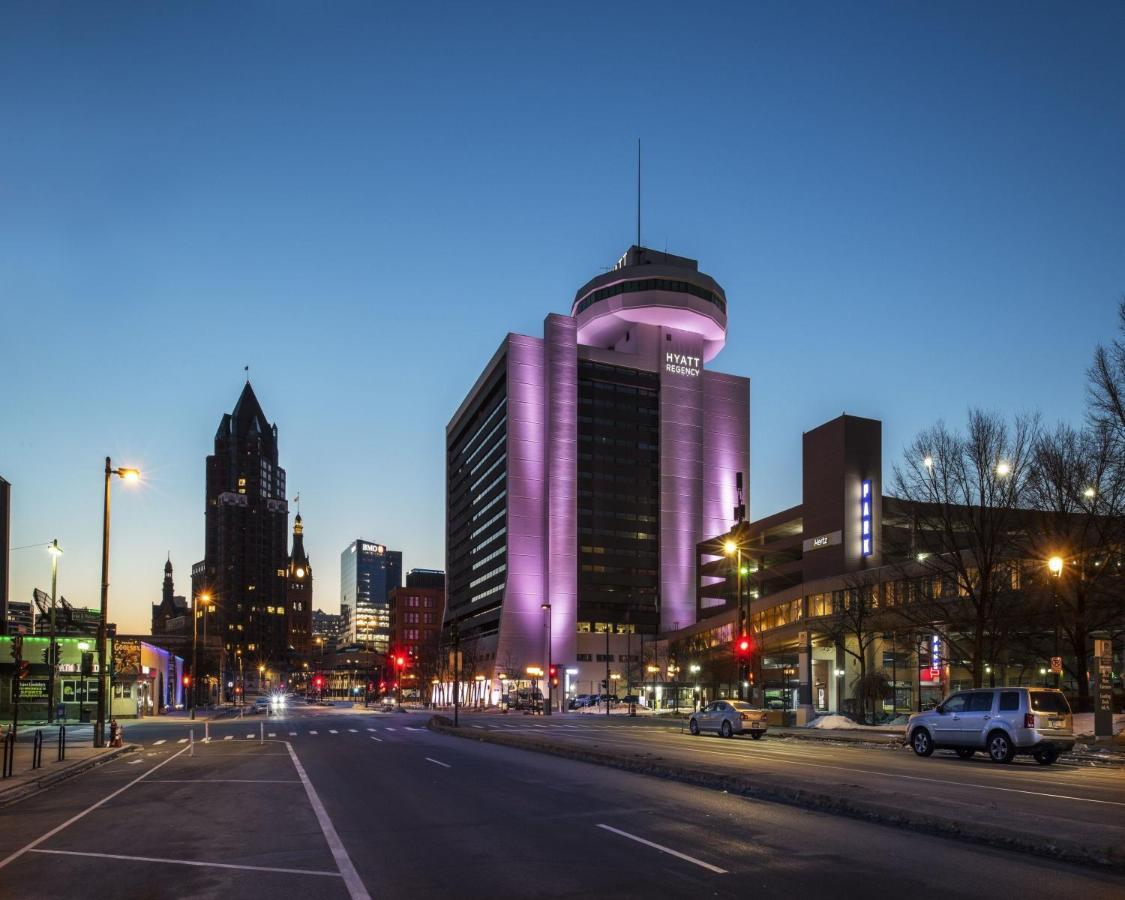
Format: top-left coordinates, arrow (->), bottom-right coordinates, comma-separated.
1024,713 -> 1035,728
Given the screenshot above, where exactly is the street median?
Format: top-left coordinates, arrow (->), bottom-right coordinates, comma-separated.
428,716 -> 1124,873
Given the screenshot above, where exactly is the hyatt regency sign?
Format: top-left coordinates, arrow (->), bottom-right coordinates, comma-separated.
665,352 -> 701,377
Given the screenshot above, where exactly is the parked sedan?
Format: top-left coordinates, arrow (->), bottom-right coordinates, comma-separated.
688,700 -> 768,739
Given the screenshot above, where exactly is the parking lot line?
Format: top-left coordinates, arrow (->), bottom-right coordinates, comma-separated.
425,758 -> 451,769
370,736 -> 383,743
29,848 -> 343,878
0,744 -> 191,872
285,743 -> 370,900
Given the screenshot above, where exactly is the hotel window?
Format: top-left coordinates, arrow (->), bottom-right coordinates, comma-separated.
577,622 -> 591,633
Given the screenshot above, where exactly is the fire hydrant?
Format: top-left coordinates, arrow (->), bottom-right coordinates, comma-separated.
109,719 -> 123,747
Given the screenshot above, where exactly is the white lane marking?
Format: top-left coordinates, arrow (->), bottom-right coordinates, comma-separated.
285,743 -> 371,900
366,728 -> 376,732
268,733 -> 276,738
177,738 -> 188,744
223,735 -> 233,741
146,779 -> 301,784
329,729 -> 339,734
29,848 -> 341,878
425,757 -> 451,769
384,727 -> 396,731
405,727 -> 421,731
309,730 -> 318,735
472,725 -> 485,730
245,733 -> 255,739
290,731 -> 298,736
348,729 -> 358,733
125,759 -> 143,766
0,743 -> 191,872
596,824 -> 728,874
152,740 -> 166,746
370,736 -> 383,743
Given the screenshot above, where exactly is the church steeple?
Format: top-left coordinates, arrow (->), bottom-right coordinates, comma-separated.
162,555 -> 174,605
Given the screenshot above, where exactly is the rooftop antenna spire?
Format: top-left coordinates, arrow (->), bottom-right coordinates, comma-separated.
636,138 -> 641,248
294,491 -> 301,515
244,364 -> 250,383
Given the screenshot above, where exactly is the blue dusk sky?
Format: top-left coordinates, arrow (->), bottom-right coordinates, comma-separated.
1,2 -> 1123,633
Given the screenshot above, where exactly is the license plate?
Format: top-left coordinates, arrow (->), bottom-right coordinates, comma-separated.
1049,718 -> 1062,728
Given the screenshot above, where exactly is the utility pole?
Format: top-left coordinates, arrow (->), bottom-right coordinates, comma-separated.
605,626 -> 611,718
452,619 -> 460,727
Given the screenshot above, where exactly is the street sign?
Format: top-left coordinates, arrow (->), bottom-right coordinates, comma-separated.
1050,656 -> 1063,675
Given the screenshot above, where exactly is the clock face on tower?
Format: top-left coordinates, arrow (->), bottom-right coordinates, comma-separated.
296,567 -> 305,579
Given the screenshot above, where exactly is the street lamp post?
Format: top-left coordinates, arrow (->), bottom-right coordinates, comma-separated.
47,540 -> 63,724
541,602 -> 552,716
1048,556 -> 1063,688
190,592 -> 211,720
689,663 -> 701,710
96,458 -> 139,748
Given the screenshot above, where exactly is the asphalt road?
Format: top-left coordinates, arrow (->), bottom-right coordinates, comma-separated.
1,703 -> 1123,899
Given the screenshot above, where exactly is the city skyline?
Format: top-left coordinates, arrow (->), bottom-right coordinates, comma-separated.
3,2 -> 1123,634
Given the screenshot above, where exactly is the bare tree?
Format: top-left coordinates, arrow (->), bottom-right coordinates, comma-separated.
892,410 -> 1038,687
1088,298 -> 1125,440
809,574 -> 886,722
1023,423 -> 1125,710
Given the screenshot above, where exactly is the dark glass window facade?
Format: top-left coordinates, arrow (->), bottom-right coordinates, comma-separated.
577,360 -> 660,634
446,361 -> 508,642
575,277 -> 726,317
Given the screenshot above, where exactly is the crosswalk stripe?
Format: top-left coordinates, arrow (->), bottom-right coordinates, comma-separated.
245,733 -> 254,739
177,738 -> 188,744
370,735 -> 383,743
309,730 -> 318,735
289,731 -> 297,736
153,740 -> 166,745
329,730 -> 338,734
385,727 -> 396,731
472,725 -> 485,729
366,728 -> 375,732
268,733 -> 276,738
405,727 -> 420,731
347,729 -> 357,733
223,735 -> 233,741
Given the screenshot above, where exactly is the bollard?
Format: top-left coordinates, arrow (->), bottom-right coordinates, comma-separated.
259,721 -> 264,744
189,728 -> 194,758
32,729 -> 43,770
2,729 -> 13,779
205,722 -> 209,742
58,724 -> 67,762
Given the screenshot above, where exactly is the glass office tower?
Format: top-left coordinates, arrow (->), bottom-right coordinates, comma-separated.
340,540 -> 402,653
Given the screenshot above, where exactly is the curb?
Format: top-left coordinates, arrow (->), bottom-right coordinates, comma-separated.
428,717 -> 1123,873
0,745 -> 138,808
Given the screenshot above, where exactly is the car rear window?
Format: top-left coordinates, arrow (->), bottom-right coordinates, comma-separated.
1030,691 -> 1071,714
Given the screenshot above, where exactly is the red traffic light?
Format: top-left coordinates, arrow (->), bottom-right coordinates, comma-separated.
736,635 -> 752,656
549,666 -> 557,678
395,656 -> 406,668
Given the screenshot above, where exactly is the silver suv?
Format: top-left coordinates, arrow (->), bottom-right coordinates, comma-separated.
907,687 -> 1075,765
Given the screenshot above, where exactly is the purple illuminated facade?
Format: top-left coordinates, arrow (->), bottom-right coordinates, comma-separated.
446,246 -> 749,700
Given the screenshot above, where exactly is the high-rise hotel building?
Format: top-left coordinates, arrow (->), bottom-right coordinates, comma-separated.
446,246 -> 749,692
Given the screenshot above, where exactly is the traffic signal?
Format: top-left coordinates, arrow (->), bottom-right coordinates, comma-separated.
182,674 -> 192,686
395,656 -> 405,669
80,652 -> 94,676
17,660 -> 30,681
549,666 -> 558,687
736,635 -> 752,659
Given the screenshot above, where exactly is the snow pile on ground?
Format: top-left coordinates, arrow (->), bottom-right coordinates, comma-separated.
805,714 -> 861,729
805,714 -> 906,731
1072,713 -> 1125,737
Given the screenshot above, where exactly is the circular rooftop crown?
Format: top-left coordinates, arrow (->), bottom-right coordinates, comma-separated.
571,246 -> 728,362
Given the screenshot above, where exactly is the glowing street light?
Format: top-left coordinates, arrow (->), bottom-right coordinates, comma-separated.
1047,556 -> 1064,577
95,457 -> 141,747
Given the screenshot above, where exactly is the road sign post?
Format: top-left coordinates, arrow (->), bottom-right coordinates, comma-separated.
1092,637 -> 1114,743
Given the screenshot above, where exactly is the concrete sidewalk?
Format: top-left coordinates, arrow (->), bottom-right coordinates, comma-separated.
0,741 -> 135,807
